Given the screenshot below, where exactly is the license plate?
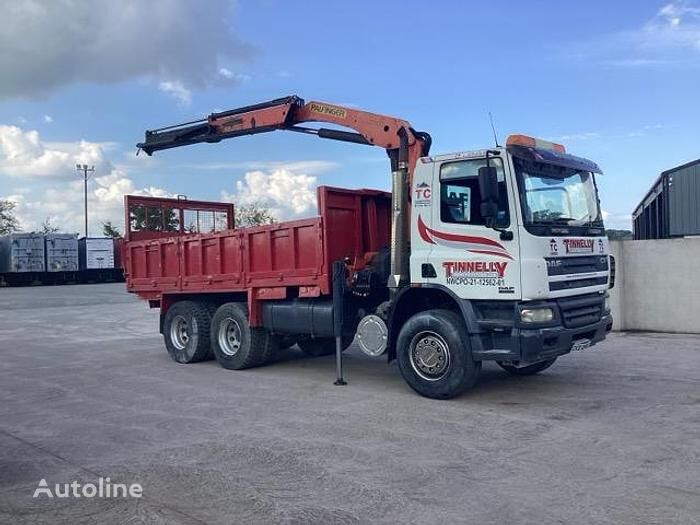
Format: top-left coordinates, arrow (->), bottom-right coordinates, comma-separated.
571,339 -> 592,352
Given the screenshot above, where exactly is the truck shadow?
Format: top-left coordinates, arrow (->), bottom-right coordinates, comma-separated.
242,345 -> 587,403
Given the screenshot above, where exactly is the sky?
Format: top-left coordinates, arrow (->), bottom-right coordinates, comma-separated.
1,0 -> 699,235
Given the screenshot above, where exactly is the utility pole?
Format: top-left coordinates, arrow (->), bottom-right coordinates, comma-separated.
76,164 -> 95,238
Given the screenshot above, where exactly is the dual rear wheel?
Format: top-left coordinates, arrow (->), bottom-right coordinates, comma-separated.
162,301 -> 344,370
163,301 -> 276,369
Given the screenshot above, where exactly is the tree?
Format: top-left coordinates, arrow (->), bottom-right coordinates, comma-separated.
102,220 -> 122,238
40,217 -> 60,233
129,205 -> 180,232
0,200 -> 21,235
234,202 -> 276,228
606,229 -> 633,241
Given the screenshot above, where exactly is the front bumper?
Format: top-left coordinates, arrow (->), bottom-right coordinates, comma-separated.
469,294 -> 613,364
516,312 -> 612,364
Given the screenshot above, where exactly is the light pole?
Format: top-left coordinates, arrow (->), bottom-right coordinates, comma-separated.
76,164 -> 95,238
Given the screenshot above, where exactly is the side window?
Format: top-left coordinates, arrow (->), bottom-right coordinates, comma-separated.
439,158 -> 509,227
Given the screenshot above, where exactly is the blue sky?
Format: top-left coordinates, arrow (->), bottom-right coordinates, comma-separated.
1,0 -> 699,233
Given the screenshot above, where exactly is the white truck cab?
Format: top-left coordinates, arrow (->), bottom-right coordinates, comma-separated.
411,134 -> 610,301
388,134 -> 613,394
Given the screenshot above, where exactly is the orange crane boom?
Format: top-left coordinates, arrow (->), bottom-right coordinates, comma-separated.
137,95 -> 432,291
137,95 -> 431,178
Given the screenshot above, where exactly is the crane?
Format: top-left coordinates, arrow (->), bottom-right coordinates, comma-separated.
137,95 -> 432,291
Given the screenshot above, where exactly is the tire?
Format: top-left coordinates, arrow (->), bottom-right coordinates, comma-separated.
204,302 -> 219,360
297,336 -> 353,357
497,358 -> 557,376
396,309 -> 481,399
162,301 -> 213,364
210,303 -> 277,370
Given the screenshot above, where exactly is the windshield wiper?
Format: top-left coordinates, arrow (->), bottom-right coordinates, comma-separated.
530,217 -> 577,225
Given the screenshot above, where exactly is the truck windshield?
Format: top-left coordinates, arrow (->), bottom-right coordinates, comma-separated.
514,158 -> 603,232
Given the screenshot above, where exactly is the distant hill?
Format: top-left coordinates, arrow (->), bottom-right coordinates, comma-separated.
606,229 -> 633,240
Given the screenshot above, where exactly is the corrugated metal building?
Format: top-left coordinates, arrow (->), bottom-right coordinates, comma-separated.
633,159 -> 700,240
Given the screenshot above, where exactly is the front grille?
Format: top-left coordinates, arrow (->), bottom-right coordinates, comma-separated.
549,276 -> 608,291
557,293 -> 604,328
546,255 -> 608,276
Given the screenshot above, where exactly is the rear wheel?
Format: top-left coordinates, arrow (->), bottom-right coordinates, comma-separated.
397,309 -> 481,399
210,303 -> 277,369
497,358 -> 557,376
162,301 -> 212,364
297,336 -> 353,357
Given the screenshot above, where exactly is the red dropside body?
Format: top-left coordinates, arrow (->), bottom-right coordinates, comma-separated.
123,186 -> 391,324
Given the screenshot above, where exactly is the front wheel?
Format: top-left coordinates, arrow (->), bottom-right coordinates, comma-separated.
497,358 -> 557,376
396,309 -> 481,399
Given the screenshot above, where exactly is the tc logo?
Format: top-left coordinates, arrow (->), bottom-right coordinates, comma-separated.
415,182 -> 431,200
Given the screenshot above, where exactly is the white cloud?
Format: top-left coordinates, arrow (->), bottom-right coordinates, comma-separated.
574,1 -> 700,67
0,0 -> 254,100
43,115 -> 53,123
219,67 -> 251,82
658,1 -> 700,28
187,160 -> 338,174
0,125 -> 171,234
548,132 -> 600,142
637,1 -> 700,53
221,169 -> 319,219
0,125 -> 111,178
158,80 -> 192,106
5,173 -> 172,235
0,127 -> 327,235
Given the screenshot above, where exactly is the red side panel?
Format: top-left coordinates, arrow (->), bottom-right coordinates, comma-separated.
124,186 -> 391,308
318,186 -> 391,273
126,237 -> 180,293
245,219 -> 324,288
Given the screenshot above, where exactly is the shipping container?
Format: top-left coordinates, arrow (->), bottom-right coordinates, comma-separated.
44,233 -> 79,272
79,237 -> 115,270
633,158 -> 700,239
0,233 -> 46,273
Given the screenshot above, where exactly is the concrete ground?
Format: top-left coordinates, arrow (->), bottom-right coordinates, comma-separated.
0,284 -> 699,525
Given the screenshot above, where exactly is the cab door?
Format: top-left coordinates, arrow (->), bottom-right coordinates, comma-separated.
422,156 -> 521,300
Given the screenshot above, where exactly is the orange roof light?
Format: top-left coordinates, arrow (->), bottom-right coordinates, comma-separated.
506,134 -> 566,153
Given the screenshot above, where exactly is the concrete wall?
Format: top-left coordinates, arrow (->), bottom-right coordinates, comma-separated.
609,239 -> 700,333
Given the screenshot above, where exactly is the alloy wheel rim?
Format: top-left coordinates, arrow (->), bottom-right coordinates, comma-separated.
218,317 -> 242,356
170,315 -> 190,350
409,331 -> 450,381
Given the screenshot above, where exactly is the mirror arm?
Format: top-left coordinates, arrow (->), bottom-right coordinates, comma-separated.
483,150 -> 512,240
485,217 -> 513,241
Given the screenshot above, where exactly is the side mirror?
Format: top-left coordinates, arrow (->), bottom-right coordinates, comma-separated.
478,166 -> 499,220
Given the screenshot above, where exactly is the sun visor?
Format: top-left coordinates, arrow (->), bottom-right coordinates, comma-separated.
508,145 -> 603,174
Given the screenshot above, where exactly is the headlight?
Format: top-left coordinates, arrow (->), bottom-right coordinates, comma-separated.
604,294 -> 610,313
520,307 -> 554,323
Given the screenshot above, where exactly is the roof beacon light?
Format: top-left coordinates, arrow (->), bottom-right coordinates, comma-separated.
506,134 -> 566,154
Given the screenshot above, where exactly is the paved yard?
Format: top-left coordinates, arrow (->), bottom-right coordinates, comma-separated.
1,283 -> 699,524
